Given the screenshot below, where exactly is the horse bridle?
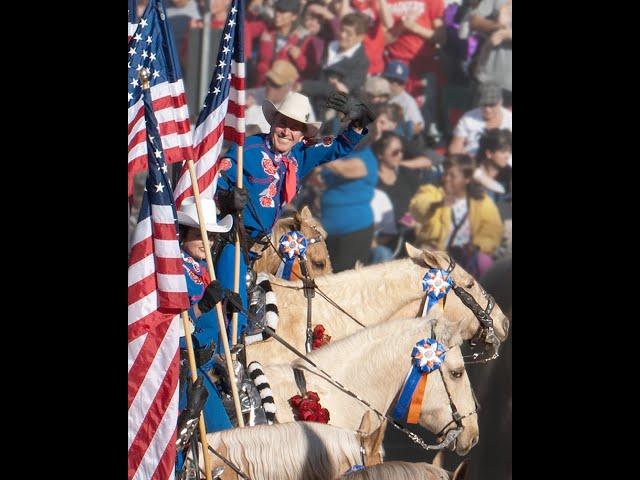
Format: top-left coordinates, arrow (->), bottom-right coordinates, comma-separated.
304,223 -> 325,247
427,325 -> 480,445
425,256 -> 500,364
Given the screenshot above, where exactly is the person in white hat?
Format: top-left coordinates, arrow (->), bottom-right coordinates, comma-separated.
212,90 -> 374,342
175,197 -> 239,434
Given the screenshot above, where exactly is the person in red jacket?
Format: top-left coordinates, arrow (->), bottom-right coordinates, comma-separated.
255,0 -> 325,86
384,0 -> 445,97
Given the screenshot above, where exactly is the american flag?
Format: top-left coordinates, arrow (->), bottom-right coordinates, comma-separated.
128,0 -> 137,43
173,0 -> 245,209
128,0 -> 195,198
128,76 -> 190,480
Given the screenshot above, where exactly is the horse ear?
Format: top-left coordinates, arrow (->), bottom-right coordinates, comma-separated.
452,459 -> 470,480
357,411 -> 372,435
300,206 -> 313,220
432,450 -> 444,468
422,248 -> 448,270
362,418 -> 386,465
405,242 -> 424,261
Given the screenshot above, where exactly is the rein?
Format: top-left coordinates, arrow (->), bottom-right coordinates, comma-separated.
261,325 -> 464,453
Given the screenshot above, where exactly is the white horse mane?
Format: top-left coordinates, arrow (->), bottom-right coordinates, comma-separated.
342,461 -> 450,480
294,314 -> 459,374
271,258 -> 416,286
207,422 -> 363,480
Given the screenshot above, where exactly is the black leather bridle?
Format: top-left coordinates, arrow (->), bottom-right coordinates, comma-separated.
424,256 -> 500,364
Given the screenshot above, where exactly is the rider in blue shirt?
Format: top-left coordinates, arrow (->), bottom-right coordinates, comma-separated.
214,91 -> 374,339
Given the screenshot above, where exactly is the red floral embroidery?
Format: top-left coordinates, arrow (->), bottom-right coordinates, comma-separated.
267,182 -> 277,197
288,391 -> 330,423
260,196 -> 274,207
262,157 -> 278,176
312,324 -> 332,350
219,158 -> 232,171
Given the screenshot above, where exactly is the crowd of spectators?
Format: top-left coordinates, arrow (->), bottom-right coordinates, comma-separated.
160,0 -> 512,275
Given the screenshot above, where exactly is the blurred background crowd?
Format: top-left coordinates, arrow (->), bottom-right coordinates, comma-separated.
136,0 -> 512,281
133,2 -> 511,475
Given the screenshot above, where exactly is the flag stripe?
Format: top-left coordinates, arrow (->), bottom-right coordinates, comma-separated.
129,347 -> 179,479
173,0 -> 245,208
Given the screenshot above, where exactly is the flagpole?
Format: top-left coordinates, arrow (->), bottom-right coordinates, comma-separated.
140,68 -> 218,478
231,145 -> 243,349
181,312 -> 214,480
185,161 -> 246,429
199,0 -> 212,107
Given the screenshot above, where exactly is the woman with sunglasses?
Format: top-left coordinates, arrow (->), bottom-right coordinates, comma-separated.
370,131 -> 423,262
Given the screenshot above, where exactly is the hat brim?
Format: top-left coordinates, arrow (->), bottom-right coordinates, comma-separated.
177,212 -> 233,233
382,74 -> 407,84
262,100 -> 322,137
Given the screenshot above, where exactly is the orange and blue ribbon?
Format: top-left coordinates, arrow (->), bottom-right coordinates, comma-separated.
276,231 -> 307,280
421,269 -> 453,316
392,338 -> 447,423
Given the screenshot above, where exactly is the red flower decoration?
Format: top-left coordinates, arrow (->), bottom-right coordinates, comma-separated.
306,391 -> 320,403
267,182 -> 277,197
262,157 -> 278,176
260,196 -> 274,207
317,408 -> 330,423
288,391 -> 330,424
289,395 -> 303,409
312,324 -> 331,350
300,410 -> 318,422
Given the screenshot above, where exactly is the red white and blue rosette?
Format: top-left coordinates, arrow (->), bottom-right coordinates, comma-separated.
392,338 -> 447,422
421,268 -> 453,315
276,231 -> 307,279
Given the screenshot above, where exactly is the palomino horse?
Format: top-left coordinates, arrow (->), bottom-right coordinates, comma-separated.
251,206 -> 332,277
191,412 -> 386,480
258,315 -> 479,456
338,459 -> 470,480
245,244 -> 509,366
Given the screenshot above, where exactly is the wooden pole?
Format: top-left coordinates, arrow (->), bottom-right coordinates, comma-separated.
181,312 -> 214,480
231,145 -> 244,349
185,160 -> 245,428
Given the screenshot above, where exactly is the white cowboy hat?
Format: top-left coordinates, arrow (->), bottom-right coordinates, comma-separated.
262,91 -> 322,137
177,197 -> 233,233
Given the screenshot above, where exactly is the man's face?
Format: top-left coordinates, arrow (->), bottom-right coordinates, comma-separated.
303,13 -> 322,35
481,101 -> 502,122
265,78 -> 291,104
274,10 -> 297,29
369,93 -> 390,104
270,113 -> 305,153
338,24 -> 363,51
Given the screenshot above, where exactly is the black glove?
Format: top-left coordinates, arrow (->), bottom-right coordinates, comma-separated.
197,280 -> 224,314
224,290 -> 244,314
216,186 -> 248,215
176,377 -> 209,451
325,92 -> 375,130
232,187 -> 249,212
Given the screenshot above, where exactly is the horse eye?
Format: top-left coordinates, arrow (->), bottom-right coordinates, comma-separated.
450,369 -> 464,379
465,280 -> 475,289
312,260 -> 326,270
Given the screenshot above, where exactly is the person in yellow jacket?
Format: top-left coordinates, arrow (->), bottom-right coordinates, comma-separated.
409,154 -> 503,277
